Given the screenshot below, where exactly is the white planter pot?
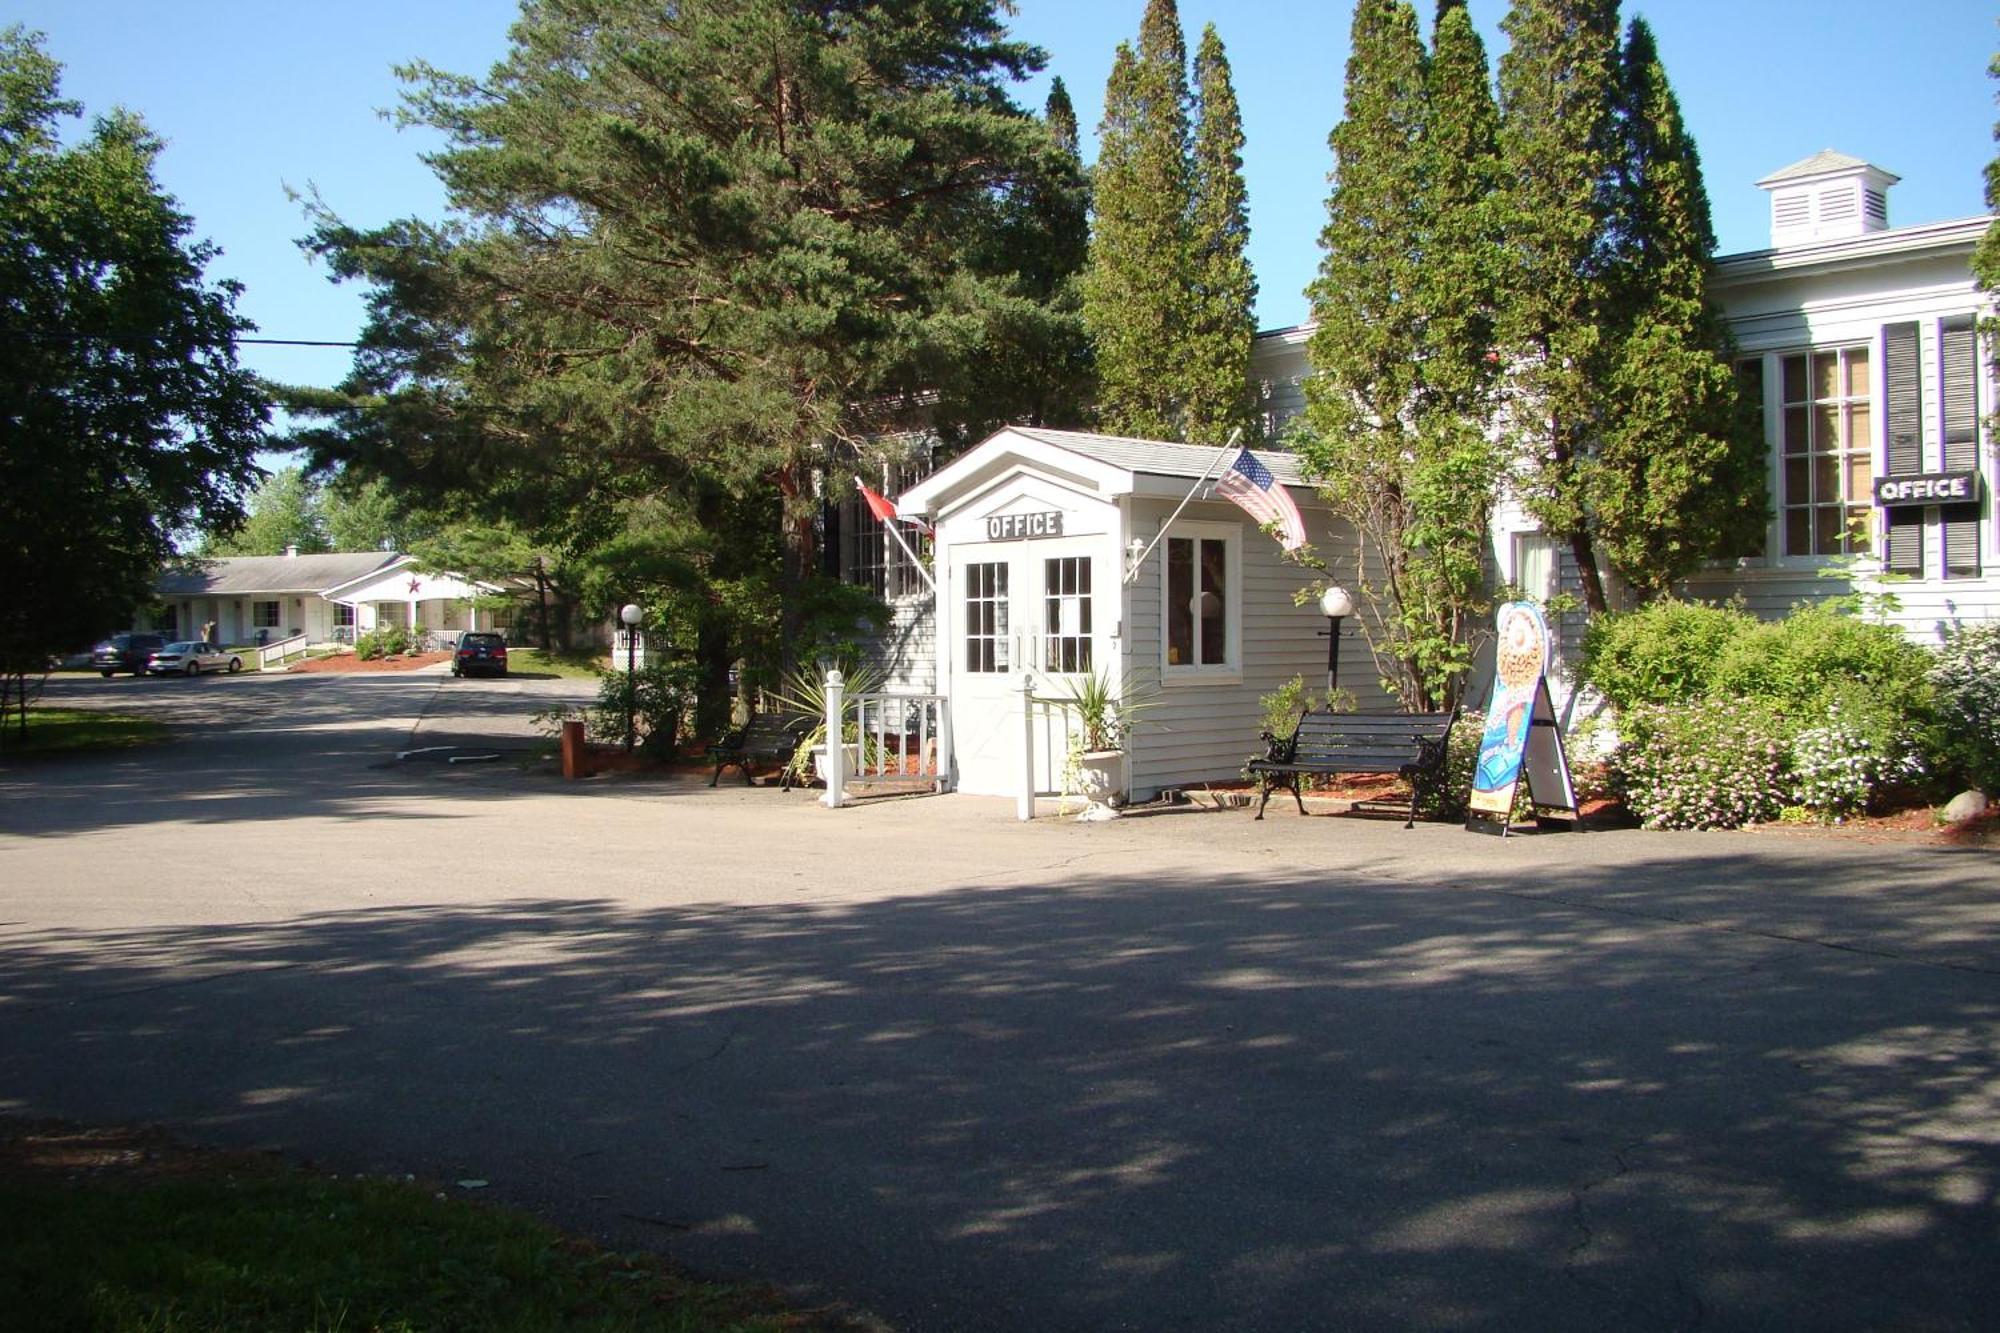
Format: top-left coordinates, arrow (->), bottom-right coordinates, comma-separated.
811,742 -> 861,782
1071,748 -> 1125,821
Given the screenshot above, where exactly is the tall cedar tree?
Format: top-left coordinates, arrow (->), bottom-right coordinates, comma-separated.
1299,0 -> 1500,711
1083,0 -> 1198,439
290,0 -> 1062,726
1971,55 -> 2000,407
1496,0 -> 1757,611
1187,24 -> 1258,443
0,28 -> 266,734
1593,18 -> 1764,597
1493,0 -> 1624,614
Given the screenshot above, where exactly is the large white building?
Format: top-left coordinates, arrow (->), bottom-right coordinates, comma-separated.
852,152 -> 1998,802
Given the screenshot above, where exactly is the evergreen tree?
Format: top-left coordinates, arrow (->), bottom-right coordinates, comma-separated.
1591,18 -> 1765,597
1493,0 -> 1624,614
1187,24 -> 1257,443
290,0 -> 1060,726
1299,0 -> 1498,711
1971,55 -> 2000,406
1082,0 -> 1198,439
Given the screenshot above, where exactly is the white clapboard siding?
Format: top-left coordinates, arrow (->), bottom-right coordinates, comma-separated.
1124,496 -> 1388,797
863,594 -> 938,694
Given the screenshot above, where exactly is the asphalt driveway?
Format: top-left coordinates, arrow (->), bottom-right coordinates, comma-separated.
2,673 -> 1996,1330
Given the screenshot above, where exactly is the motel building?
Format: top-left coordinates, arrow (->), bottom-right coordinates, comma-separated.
836,152 -> 1999,806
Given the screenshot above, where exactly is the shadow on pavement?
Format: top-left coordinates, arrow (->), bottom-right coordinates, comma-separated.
2,849 -> 1995,1331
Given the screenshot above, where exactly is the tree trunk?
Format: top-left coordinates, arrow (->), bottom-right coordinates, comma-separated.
1570,529 -> 1609,615
533,557 -> 552,651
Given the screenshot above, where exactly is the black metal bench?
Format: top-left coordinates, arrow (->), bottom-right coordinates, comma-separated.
1247,710 -> 1457,826
708,714 -> 811,789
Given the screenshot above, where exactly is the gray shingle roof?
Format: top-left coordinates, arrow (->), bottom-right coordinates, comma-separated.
157,552 -> 404,597
1005,427 -> 1310,487
1756,150 -> 1896,187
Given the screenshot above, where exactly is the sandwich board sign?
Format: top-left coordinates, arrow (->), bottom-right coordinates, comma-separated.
1465,601 -> 1581,836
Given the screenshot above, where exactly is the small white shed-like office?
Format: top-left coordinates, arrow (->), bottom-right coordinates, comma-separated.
894,427 -> 1385,802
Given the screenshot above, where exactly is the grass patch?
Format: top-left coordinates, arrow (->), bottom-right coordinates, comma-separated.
0,708 -> 167,759
0,1123 -> 811,1333
507,647 -> 610,680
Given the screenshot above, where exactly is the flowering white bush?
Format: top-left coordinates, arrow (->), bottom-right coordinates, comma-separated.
1929,623 -> 2000,791
1788,703 -> 1924,820
1615,698 -> 1791,830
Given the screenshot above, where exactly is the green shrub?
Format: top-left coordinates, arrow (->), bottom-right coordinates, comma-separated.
1614,697 -> 1791,830
354,629 -> 387,661
1929,621 -> 2000,790
592,658 -> 699,753
1577,600 -> 1754,711
1713,604 -> 1933,721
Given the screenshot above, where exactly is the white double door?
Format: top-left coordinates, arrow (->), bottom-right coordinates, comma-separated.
948,535 -> 1107,798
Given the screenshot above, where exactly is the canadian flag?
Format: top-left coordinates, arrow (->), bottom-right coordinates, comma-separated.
858,481 -> 932,533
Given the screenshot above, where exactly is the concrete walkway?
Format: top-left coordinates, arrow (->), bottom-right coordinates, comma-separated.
2,673 -> 1997,1330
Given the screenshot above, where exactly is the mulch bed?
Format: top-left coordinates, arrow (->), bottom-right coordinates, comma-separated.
288,652 -> 451,674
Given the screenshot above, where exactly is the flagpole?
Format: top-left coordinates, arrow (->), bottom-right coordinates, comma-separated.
855,474 -> 938,595
1122,428 -> 1241,586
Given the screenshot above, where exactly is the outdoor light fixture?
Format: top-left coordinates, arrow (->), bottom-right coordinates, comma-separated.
619,602 -> 644,753
1319,585 -> 1353,707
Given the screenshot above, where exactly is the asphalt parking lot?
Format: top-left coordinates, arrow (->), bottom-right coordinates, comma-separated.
3,670 -> 1997,1330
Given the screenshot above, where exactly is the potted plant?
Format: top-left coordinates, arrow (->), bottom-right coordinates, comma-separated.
1053,669 -> 1160,821
769,659 -> 884,788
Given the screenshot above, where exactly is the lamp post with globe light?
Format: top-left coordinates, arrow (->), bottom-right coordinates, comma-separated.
1319,586 -> 1353,708
619,602 -> 643,752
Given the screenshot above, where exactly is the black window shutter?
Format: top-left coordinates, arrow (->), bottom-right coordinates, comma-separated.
1881,323 -> 1925,575
1939,318 -> 1983,578
1884,322 -> 1923,476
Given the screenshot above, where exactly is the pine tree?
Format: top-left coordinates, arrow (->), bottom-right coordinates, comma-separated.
1969,56 -> 2000,413
1493,0 -> 1624,614
1591,18 -> 1765,597
1299,0 -> 1497,711
1082,0 -> 1198,439
1187,24 -> 1258,443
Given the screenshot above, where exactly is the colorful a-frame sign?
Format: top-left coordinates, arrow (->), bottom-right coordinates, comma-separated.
1465,602 -> 1583,836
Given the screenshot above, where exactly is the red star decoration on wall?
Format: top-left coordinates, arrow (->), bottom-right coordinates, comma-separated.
407,577 -> 422,595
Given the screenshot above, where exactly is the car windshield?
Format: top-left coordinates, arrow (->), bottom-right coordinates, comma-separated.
162,642 -> 196,653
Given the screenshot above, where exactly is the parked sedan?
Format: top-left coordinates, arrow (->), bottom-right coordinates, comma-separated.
147,641 -> 244,677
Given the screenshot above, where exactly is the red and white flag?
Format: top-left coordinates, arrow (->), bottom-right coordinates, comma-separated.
858,481 -> 931,533
1213,447 -> 1307,551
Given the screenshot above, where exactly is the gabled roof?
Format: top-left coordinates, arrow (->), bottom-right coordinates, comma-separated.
157,552 -> 405,597
1001,427 -> 1311,487
1756,150 -> 1899,188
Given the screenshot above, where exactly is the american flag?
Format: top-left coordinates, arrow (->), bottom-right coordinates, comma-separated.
1213,448 -> 1307,551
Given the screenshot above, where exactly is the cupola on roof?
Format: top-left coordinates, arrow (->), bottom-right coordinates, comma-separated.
1756,150 -> 1899,247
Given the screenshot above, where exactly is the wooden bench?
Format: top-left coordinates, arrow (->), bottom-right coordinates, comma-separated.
1247,710 -> 1457,826
708,714 -> 811,789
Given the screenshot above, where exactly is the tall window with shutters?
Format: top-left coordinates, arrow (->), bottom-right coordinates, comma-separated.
1781,346 -> 1874,557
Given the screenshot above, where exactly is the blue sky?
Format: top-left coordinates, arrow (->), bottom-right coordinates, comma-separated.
9,0 -> 1997,398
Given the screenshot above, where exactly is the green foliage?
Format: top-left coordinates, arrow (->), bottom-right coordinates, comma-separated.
1298,0 -> 1499,712
1787,700 -> 1926,820
1049,668 -> 1163,752
1974,53 -> 2000,395
0,28 -> 267,683
1493,4 -> 1760,611
1186,23 -> 1258,444
353,624 -> 427,660
593,658 -> 700,754
202,466 -> 331,556
1615,697 -> 1791,830
1257,674 -> 1342,739
289,0 -> 1065,731
1710,604 -> 1934,723
1577,599 -> 1756,711
1928,621 -> 2000,790
0,1152 -> 793,1331
767,658 -> 886,786
1587,601 -> 1943,825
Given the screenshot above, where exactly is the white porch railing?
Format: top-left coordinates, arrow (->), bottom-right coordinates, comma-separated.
254,633 -> 309,670
818,673 -> 953,807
